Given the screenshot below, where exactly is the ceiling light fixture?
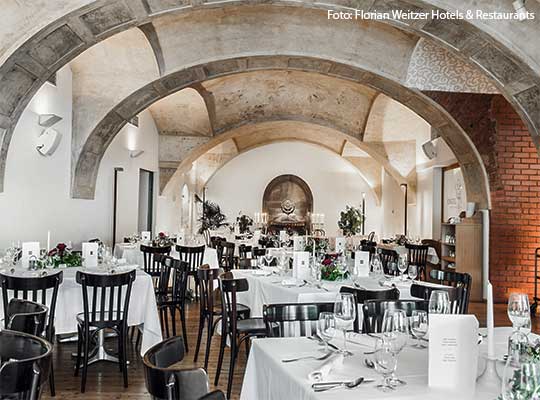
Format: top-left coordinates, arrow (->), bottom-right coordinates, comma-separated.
38,113 -> 62,128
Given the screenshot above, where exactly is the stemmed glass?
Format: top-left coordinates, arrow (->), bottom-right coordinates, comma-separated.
381,309 -> 408,385
397,254 -> 408,281
264,249 -> 275,268
317,312 -> 336,353
374,338 -> 398,392
407,265 -> 418,280
507,293 -> 531,334
428,290 -> 451,314
410,310 -> 428,348
370,251 -> 384,278
337,254 -> 348,282
334,293 -> 356,356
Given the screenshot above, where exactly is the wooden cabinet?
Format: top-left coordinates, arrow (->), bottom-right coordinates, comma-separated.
441,215 -> 483,302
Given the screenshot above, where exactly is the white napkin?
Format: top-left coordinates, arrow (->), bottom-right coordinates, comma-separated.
308,353 -> 345,383
253,270 -> 272,276
281,278 -> 299,286
262,266 -> 279,274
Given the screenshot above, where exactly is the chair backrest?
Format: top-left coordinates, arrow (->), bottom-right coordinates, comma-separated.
362,299 -> 429,333
219,273 -> 249,335
252,247 -> 266,257
176,245 -> 206,276
197,266 -> 220,317
421,239 -> 441,260
405,243 -> 429,267
163,258 -> 190,305
238,244 -> 252,260
209,236 -> 225,249
143,336 -> 209,400
379,249 -> 399,275
367,232 -> 375,242
0,329 -> 53,399
141,245 -> 172,277
6,298 -> 48,337
237,258 -> 257,269
428,269 -> 472,313
263,302 -> 334,337
76,270 -> 136,326
410,282 -> 464,314
339,286 -> 400,332
155,255 -> 173,297
219,242 -> 235,271
0,271 -> 63,341
202,229 -> 211,247
198,390 -> 226,400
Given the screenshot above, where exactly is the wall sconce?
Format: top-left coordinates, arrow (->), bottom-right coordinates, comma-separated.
129,150 -> 145,158
36,113 -> 62,156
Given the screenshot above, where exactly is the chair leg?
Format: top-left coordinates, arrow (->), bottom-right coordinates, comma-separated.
74,326 -> 82,377
204,316 -> 213,371
117,329 -> 123,373
170,307 -> 177,336
135,327 -> 142,349
81,330 -> 89,393
122,326 -> 129,388
214,324 -> 227,386
164,308 -> 170,338
226,336 -> 238,400
180,306 -> 189,353
49,364 -> 56,396
193,311 -> 205,363
244,336 -> 250,358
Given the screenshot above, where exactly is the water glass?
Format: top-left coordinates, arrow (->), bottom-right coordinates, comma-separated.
334,293 -> 356,356
428,290 -> 451,314
408,265 -> 418,280
397,255 -> 408,281
410,310 -> 428,348
374,338 -> 397,392
264,249 -> 275,268
507,293 -> 531,332
382,309 -> 408,385
317,312 -> 336,353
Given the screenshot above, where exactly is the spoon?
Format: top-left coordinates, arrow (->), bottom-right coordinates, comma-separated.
282,351 -> 333,363
313,377 -> 369,392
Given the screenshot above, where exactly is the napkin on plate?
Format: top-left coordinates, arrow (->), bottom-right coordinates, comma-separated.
281,278 -> 299,286
308,353 -> 345,383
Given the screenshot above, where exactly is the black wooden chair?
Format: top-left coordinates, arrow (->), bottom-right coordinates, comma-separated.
216,273 -> 266,399
237,258 -> 258,269
210,236 -> 225,249
0,270 -> 63,396
263,302 -> 334,337
405,243 -> 429,281
410,282 -> 465,314
362,299 -> 429,334
339,286 -> 400,332
74,270 -> 136,392
176,245 -> 205,299
5,298 -> 48,336
141,245 -> 172,290
238,244 -> 252,260
252,247 -> 266,257
220,242 -> 236,271
143,336 -> 210,400
379,249 -> 399,275
199,390 -> 226,400
0,329 -> 53,400
429,269 -> 472,313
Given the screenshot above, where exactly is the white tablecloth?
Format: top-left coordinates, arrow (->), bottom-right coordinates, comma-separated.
114,243 -> 219,269
232,270 -> 426,318
0,266 -> 162,356
241,327 -> 514,400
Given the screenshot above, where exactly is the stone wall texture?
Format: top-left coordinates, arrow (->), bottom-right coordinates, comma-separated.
426,91 -> 540,302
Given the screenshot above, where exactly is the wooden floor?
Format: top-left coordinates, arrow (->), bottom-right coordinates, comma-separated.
42,301 -> 535,400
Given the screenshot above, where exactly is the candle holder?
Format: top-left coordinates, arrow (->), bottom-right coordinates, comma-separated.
476,355 -> 501,388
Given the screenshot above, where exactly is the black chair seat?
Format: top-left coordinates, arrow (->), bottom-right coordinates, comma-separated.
236,317 -> 266,333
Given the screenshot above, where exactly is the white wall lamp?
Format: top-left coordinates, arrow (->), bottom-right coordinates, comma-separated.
129,150 -> 145,158
36,113 -> 62,156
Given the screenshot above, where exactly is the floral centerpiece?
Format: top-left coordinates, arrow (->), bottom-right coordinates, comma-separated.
338,205 -> 364,236
320,254 -> 342,281
153,232 -> 174,247
236,214 -> 254,234
39,243 -> 82,268
500,339 -> 540,399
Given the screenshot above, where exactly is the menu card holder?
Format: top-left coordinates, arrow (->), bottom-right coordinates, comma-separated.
21,242 -> 40,268
335,237 -> 346,253
141,231 -> 151,242
292,251 -> 310,281
354,251 -> 370,277
293,236 -> 306,251
82,242 -> 99,267
428,314 -> 479,397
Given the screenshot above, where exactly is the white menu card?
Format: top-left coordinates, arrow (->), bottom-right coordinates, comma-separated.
21,242 -> 40,267
279,230 -> 288,243
335,237 -> 346,253
293,236 -> 306,251
292,251 -> 310,281
428,314 -> 479,396
82,242 -> 99,267
354,250 -> 370,277
141,231 -> 151,242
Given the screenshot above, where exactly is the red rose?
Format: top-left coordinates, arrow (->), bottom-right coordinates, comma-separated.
322,258 -> 332,266
159,232 -> 165,238
57,243 -> 67,252
48,248 -> 58,257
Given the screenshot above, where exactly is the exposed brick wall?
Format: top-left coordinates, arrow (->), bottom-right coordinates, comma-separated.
425,92 -> 540,302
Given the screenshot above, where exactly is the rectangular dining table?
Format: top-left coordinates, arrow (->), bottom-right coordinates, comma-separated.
240,327 -> 512,400
0,265 -> 162,356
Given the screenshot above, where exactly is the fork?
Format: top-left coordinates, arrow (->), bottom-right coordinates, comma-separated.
282,351 -> 333,363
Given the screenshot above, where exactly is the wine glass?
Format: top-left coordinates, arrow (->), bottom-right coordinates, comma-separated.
397,254 -> 408,281
507,293 -> 531,333
408,265 -> 418,280
334,293 -> 356,356
264,249 -> 275,268
410,310 -> 428,348
317,312 -> 336,353
428,290 -> 451,314
374,338 -> 397,392
382,309 -> 408,385
370,251 -> 384,278
337,254 -> 348,281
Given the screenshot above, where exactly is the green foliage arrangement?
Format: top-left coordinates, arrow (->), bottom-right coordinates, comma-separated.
338,205 -> 364,236
198,200 -> 228,234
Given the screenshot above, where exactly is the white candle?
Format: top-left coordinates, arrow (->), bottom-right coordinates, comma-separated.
487,281 -> 495,359
47,230 -> 51,252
